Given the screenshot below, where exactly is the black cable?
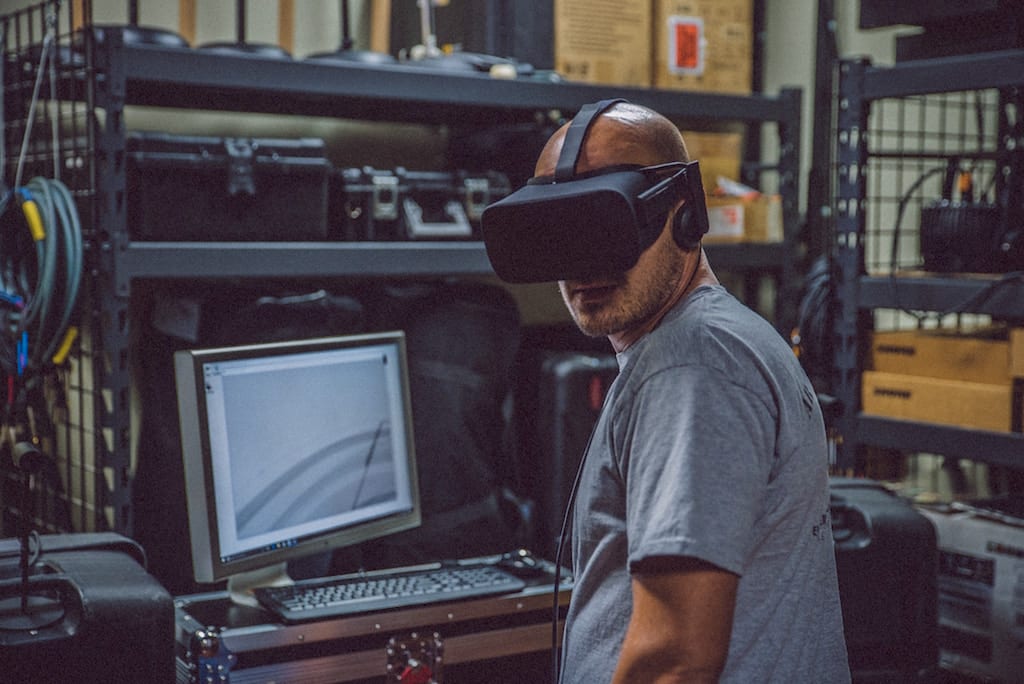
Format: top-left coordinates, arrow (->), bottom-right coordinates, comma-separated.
793,255 -> 833,386
550,416 -> 593,684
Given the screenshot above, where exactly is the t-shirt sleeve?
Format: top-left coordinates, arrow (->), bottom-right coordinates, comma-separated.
617,363 -> 776,576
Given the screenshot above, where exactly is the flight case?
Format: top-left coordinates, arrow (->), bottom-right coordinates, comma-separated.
126,132 -> 331,241
174,554 -> 570,684
333,167 -> 510,241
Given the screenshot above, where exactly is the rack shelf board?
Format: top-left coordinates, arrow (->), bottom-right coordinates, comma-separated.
858,274 -> 1024,318
856,415 -> 1024,470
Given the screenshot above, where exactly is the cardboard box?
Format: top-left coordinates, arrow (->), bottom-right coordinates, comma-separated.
916,499 -> 1024,682
705,194 -> 782,243
861,371 -> 1022,433
680,130 -> 743,190
869,327 -> 1018,385
653,0 -> 753,94
554,0 -> 652,87
1012,329 -> 1024,377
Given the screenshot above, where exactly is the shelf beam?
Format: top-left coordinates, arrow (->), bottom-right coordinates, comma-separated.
857,415 -> 1024,470
115,240 -> 788,295
114,43 -> 795,125
858,275 -> 1024,318
863,50 -> 1024,100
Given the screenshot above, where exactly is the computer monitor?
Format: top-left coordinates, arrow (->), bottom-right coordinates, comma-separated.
173,331 -> 421,605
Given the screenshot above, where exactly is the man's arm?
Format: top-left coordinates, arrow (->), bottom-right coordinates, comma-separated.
611,557 -> 739,684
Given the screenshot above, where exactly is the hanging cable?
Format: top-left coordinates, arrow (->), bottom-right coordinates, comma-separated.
0,176 -> 83,394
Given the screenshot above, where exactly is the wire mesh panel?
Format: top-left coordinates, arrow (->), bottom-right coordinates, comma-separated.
861,86 -> 1022,333
865,91 -> 1003,273
832,54 -> 1024,473
1,0 -> 106,535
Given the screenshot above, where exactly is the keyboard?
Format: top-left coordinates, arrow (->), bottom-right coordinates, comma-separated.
253,563 -> 528,623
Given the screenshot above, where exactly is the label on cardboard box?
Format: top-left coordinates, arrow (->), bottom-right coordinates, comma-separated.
668,16 -> 705,75
707,202 -> 744,240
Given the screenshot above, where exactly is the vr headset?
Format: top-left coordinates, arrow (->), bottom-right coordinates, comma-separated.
481,98 -> 709,283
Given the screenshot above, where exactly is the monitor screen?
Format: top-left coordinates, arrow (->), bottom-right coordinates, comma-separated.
173,331 -> 421,597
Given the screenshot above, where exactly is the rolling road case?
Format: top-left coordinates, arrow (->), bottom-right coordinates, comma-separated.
830,478 -> 939,682
174,554 -> 570,684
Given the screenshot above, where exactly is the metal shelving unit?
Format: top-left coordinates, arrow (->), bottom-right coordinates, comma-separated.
832,51 -> 1024,472
3,2 -> 803,536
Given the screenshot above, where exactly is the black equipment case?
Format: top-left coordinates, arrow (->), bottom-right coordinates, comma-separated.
515,351 -> 619,559
126,132 -> 331,241
174,555 -> 571,684
333,167 -> 511,241
0,533 -> 176,683
829,478 -> 939,682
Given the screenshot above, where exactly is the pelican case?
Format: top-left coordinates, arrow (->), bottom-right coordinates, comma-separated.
332,166 -> 510,241
126,132 -> 330,241
173,554 -> 570,684
829,478 -> 939,682
514,351 -> 619,560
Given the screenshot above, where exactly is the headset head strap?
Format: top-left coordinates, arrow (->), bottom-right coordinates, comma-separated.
554,99 -> 627,183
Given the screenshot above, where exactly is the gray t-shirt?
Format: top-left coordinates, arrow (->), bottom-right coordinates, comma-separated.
560,285 -> 850,683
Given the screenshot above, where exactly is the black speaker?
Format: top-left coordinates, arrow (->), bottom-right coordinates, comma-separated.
0,533 -> 175,683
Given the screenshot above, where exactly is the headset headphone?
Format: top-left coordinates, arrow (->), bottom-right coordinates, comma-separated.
481,99 -> 709,283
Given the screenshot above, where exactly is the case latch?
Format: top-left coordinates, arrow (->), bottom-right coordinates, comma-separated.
386,631 -> 444,683
224,138 -> 256,197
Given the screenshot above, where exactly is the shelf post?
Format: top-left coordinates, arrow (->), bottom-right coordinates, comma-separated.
833,58 -> 870,472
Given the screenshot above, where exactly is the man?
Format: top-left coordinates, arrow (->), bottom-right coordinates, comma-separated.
483,101 -> 850,683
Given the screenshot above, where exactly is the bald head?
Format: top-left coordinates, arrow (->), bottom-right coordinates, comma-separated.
535,102 -> 689,178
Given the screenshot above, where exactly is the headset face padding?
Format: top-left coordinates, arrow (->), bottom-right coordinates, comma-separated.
480,99 -> 709,283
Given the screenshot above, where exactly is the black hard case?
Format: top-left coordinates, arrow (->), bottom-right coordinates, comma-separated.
516,351 -> 619,559
174,557 -> 570,684
829,478 -> 939,682
333,166 -> 510,241
126,132 -> 330,241
0,533 -> 176,683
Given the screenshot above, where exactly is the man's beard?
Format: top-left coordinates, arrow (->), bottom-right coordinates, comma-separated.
561,244 -> 687,338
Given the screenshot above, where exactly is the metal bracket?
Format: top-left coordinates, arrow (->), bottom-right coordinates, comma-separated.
372,174 -> 401,220
188,627 -> 236,683
462,177 -> 491,220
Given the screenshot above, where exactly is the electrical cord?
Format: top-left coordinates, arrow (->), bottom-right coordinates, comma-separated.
0,177 -> 83,404
792,255 -> 833,386
13,178 -> 83,373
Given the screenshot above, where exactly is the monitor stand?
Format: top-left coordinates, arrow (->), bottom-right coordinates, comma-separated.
226,562 -> 293,608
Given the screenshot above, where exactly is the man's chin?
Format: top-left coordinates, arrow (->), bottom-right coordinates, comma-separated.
570,312 -> 622,338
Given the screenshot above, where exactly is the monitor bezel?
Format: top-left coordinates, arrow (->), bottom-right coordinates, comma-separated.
174,331 -> 421,585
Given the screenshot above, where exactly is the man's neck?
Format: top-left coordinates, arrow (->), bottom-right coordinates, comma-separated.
608,248 -> 715,353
